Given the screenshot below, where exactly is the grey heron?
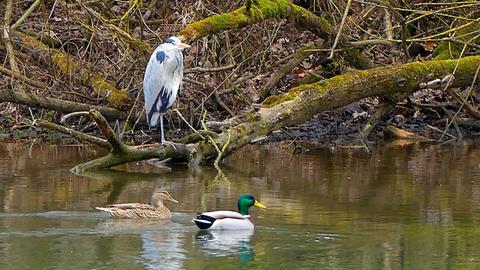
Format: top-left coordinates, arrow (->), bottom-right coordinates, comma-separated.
143,36 -> 190,144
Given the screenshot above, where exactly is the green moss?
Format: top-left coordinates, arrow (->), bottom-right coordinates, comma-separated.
243,110 -> 260,122
434,23 -> 479,60
91,75 -> 131,110
52,53 -> 130,110
434,41 -> 461,60
262,91 -> 299,107
52,52 -> 77,75
179,0 -> 331,41
262,56 -> 480,108
290,4 -> 331,35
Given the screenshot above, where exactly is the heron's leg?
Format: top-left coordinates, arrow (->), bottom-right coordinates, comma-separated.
159,113 -> 176,149
160,113 -> 166,144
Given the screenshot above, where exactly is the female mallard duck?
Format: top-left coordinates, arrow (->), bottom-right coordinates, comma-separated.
96,188 -> 179,219
193,194 -> 267,230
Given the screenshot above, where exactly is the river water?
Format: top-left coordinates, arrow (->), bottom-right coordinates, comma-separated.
1,140 -> 480,269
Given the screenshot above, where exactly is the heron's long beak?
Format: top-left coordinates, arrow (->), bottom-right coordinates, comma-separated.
254,200 -> 267,209
177,43 -> 191,49
169,198 -> 179,203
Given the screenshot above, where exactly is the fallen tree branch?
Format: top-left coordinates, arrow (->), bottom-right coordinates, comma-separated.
88,110 -> 127,153
177,0 -> 372,70
37,119 -> 110,149
185,64 -> 236,74
0,65 -> 46,88
178,0 -> 331,42
44,56 -> 480,172
69,111 -> 193,173
0,88 -> 123,120
4,30 -> 131,110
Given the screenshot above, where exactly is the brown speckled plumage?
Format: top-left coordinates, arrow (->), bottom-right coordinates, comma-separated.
95,188 -> 178,219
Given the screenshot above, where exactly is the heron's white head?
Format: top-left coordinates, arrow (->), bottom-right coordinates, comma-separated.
166,36 -> 191,50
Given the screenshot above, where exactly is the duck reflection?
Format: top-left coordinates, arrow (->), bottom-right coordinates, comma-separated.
96,218 -> 185,270
195,230 -> 255,264
140,230 -> 186,270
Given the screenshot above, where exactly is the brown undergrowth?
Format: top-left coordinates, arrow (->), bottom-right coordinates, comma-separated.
1,0 -> 479,146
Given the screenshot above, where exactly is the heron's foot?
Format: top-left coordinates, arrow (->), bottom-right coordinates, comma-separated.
161,140 -> 177,150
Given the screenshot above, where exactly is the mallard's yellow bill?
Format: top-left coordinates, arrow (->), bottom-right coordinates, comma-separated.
254,201 -> 267,208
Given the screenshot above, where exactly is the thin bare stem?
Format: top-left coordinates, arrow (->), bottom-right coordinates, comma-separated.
329,0 -> 352,59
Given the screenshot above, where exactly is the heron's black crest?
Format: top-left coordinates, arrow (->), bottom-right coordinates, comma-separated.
156,50 -> 166,63
166,37 -> 175,43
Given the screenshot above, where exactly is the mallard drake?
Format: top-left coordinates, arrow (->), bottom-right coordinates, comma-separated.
193,194 -> 267,230
96,188 -> 179,219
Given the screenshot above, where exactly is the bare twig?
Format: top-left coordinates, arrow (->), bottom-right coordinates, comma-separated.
214,92 -> 235,117
37,119 -> 110,149
329,0 -> 352,59
184,64 -> 236,74
173,108 -> 205,140
259,45 -> 315,101
11,0 -> 43,30
357,126 -> 373,153
3,0 -> 27,95
60,111 -> 90,124
384,8 -> 394,41
0,65 -> 46,88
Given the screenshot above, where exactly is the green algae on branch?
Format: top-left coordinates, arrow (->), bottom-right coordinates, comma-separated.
178,0 -> 331,42
263,56 -> 480,108
11,31 -> 131,110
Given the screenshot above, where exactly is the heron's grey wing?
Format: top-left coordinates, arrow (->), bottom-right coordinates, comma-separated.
143,45 -> 171,128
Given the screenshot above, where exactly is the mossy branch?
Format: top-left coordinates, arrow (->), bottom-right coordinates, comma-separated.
37,119 -> 111,149
43,56 -> 480,172
0,87 -> 123,120
88,110 -> 127,154
177,0 -> 371,70
178,0 -> 331,42
7,30 -> 132,110
69,110 -> 193,173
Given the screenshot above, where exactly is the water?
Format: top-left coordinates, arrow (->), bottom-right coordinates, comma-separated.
1,140 -> 480,269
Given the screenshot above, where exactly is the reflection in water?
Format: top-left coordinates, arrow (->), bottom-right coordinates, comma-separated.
2,140 -> 480,268
141,229 -> 186,270
195,230 -> 254,264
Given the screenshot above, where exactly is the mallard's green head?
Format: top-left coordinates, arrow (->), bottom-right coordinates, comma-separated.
237,194 -> 267,215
